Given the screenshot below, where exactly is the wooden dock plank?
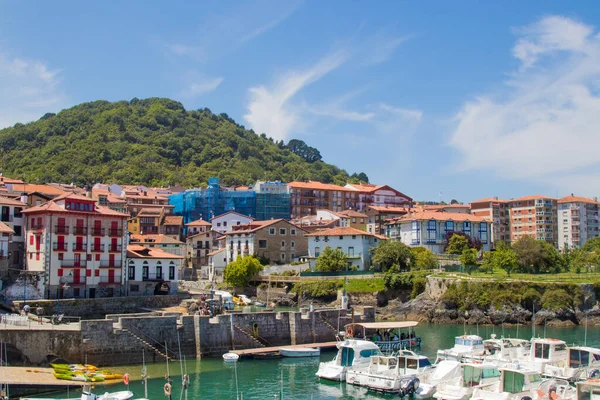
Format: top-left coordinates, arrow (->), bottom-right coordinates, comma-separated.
231,341 -> 338,355
1,367 -> 86,386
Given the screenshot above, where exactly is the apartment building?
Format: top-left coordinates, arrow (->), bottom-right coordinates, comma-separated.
365,206 -> 410,235
120,185 -> 173,217
212,211 -> 254,234
557,195 -> 600,250
225,219 -> 307,264
0,196 -> 26,270
128,207 -> 182,240
289,181 -> 357,219
508,196 -> 557,246
345,183 -> 412,212
470,197 -> 511,244
22,193 -> 128,299
386,211 -> 492,254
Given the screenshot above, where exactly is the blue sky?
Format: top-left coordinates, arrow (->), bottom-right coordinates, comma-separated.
2,1 -> 600,202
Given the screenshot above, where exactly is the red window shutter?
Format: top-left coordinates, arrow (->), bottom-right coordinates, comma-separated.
86,270 -> 92,277
30,235 -> 34,245
95,254 -> 100,261
36,254 -> 40,260
58,269 -> 63,277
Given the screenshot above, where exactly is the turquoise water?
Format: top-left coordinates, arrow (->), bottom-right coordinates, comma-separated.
27,323 -> 600,399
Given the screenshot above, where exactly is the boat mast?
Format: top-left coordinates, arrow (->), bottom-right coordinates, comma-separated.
142,350 -> 148,400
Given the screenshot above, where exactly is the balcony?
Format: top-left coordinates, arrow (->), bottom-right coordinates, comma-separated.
90,243 -> 105,252
70,277 -> 87,285
72,226 -> 88,235
54,225 -> 70,235
61,259 -> 87,268
99,275 -> 122,285
30,225 -> 44,233
91,228 -> 105,236
99,260 -> 121,268
72,243 -> 87,252
142,273 -> 164,281
108,228 -> 123,237
108,244 -> 122,253
52,242 -> 68,251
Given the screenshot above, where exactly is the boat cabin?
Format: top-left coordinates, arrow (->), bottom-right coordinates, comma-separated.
344,321 -> 421,352
437,335 -> 484,362
482,336 -> 531,363
334,339 -> 382,367
529,338 -> 568,370
545,346 -> 600,381
567,347 -> 600,370
365,350 -> 431,375
500,368 -> 543,394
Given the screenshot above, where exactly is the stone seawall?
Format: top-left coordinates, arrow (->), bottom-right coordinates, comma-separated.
1,307 -> 376,366
13,294 -> 189,319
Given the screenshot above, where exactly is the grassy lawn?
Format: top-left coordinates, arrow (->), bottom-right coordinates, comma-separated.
345,278 -> 385,293
432,269 -> 600,284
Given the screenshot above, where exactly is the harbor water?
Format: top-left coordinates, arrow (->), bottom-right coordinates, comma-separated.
25,322 -> 600,399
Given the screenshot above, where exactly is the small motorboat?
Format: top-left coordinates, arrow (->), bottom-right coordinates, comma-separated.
222,352 -> 240,362
279,347 -> 320,358
22,384 -> 134,400
253,301 -> 266,307
316,339 -> 382,382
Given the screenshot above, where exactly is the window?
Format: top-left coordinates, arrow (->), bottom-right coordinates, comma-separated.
223,221 -> 227,227
58,253 -> 64,261
259,240 -> 267,248
169,265 -> 175,280
463,221 -> 471,233
142,262 -> 149,279
237,221 -> 241,225
277,228 -> 286,236
427,220 -> 437,243
217,222 -> 221,227
291,241 -> 295,248
130,284 -> 139,292
445,221 -> 454,233
348,247 -> 354,256
281,240 -> 286,247
479,223 -> 488,244
411,221 -> 421,245
128,264 -> 135,279
14,207 -> 22,218
315,247 -> 320,257
280,253 -> 285,260
74,288 -> 80,297
13,226 -> 21,236
290,229 -> 296,235
269,228 -> 276,235
156,265 -> 163,280
352,218 -> 356,223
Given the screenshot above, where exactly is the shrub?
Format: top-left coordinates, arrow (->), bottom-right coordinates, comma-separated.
290,281 -> 342,298
411,277 -> 427,299
541,289 -> 573,311
521,288 -> 542,310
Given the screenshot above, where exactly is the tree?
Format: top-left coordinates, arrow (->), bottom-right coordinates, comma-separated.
446,234 -> 469,255
411,247 -> 439,270
492,246 -> 519,276
450,199 -> 459,205
286,139 -> 322,163
567,247 -> 595,273
372,241 -> 415,272
443,231 -> 482,252
315,247 -> 348,272
224,255 -> 264,288
512,236 -> 565,274
459,248 -> 478,275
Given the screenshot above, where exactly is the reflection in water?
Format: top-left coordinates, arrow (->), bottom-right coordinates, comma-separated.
27,323 -> 598,399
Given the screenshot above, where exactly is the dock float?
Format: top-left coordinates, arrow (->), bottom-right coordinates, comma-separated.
231,341 -> 339,357
0,367 -> 86,386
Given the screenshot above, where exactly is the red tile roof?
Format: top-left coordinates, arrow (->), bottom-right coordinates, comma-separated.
126,244 -> 185,259
7,184 -> 66,195
288,181 -> 351,191
53,192 -> 95,202
0,221 -> 14,234
22,201 -> 128,217
0,196 -> 26,207
334,210 -> 368,218
367,206 -> 411,213
469,197 -> 508,204
557,195 -> 599,205
211,211 -> 254,221
186,218 -> 212,227
304,226 -> 383,237
208,248 -> 226,256
346,183 -> 413,200
392,210 -> 489,223
511,195 -> 555,201
163,216 -> 183,225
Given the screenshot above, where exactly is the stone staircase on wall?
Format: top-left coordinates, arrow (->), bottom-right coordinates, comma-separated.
121,328 -> 177,361
318,315 -> 338,334
233,325 -> 269,348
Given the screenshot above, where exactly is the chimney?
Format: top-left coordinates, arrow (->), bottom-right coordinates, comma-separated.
85,185 -> 92,199
20,192 -> 28,205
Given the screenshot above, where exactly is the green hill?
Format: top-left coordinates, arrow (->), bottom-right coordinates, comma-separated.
0,98 -> 367,187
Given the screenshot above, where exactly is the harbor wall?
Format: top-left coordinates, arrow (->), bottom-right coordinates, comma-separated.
13,294 -> 189,319
0,307 -> 376,365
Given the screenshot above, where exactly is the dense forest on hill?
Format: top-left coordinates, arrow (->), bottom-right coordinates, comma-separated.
0,98 -> 368,187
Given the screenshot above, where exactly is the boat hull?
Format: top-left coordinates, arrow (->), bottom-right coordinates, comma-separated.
316,363 -> 346,382
280,348 -> 320,357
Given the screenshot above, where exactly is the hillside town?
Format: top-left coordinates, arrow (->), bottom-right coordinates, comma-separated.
0,173 -> 595,301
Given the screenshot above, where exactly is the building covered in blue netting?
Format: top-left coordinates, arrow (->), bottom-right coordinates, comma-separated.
169,178 -> 290,224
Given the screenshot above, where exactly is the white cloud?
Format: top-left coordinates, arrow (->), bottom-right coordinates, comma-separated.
244,50 -> 349,140
449,15 -> 600,196
239,3 -> 300,44
378,103 -> 422,122
179,76 -> 224,98
0,53 -> 67,128
364,35 -> 412,66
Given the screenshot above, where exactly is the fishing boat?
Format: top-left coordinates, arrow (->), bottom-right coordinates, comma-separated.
544,346 -> 600,382
279,347 -> 320,357
346,350 -> 431,394
315,339 -> 381,382
343,321 -> 422,352
412,359 -> 463,399
223,352 -> 240,362
436,334 -> 485,363
521,337 -> 569,375
433,363 -> 501,400
479,336 -> 531,367
471,367 -> 576,400
576,378 -> 600,399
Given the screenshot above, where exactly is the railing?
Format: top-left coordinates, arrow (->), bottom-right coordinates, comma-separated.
53,242 -> 68,251
109,244 -> 122,252
99,275 -> 121,284
99,260 -> 121,268
72,227 -> 88,235
54,225 -> 70,234
91,243 -> 105,252
91,228 -> 105,236
72,243 -> 87,252
70,277 -> 87,285
108,228 -> 123,236
61,260 -> 87,268
142,273 -> 164,281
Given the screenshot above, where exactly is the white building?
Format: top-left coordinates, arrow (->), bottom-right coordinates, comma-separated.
129,234 -> 186,257
0,196 -> 26,269
386,211 -> 492,254
305,227 -> 386,271
557,195 -> 600,250
0,221 -> 14,274
345,183 -> 412,212
207,248 -> 227,282
22,193 -> 129,299
211,211 -> 254,234
126,244 -> 184,295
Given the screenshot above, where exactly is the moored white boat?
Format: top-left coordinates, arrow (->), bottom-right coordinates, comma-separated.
433,363 -> 501,400
413,359 -> 463,399
279,347 -> 320,357
22,384 -> 135,400
544,346 -> 600,382
436,334 -> 485,363
315,339 -> 381,382
471,367 -> 576,400
222,352 -> 240,362
346,349 -> 431,395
